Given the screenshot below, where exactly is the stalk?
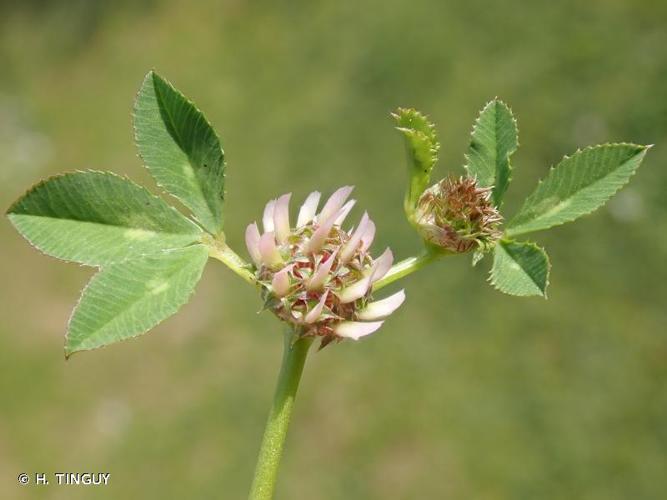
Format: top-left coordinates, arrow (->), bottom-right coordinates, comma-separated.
205,234 -> 257,286
373,250 -> 440,291
248,332 -> 313,500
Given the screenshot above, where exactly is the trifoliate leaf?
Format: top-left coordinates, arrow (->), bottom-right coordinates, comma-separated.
7,171 -> 202,266
464,99 -> 518,207
134,71 -> 226,235
65,245 -> 209,356
490,240 -> 550,297
507,144 -> 649,237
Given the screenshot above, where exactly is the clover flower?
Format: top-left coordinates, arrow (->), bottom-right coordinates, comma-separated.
414,176 -> 502,253
245,186 -> 405,347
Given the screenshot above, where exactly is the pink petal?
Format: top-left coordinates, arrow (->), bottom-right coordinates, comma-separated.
339,212 -> 370,263
334,321 -> 384,340
262,199 -> 276,233
304,213 -> 336,254
273,193 -> 292,244
259,231 -> 283,268
304,291 -> 328,324
245,222 -> 262,266
357,290 -> 406,320
317,186 -> 354,223
307,250 -> 338,290
334,199 -> 356,226
297,191 -> 321,227
337,274 -> 372,304
271,265 -> 292,297
371,248 -> 393,283
360,220 -> 376,252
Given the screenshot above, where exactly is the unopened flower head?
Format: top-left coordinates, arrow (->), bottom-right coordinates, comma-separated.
414,176 -> 502,253
245,187 -> 405,347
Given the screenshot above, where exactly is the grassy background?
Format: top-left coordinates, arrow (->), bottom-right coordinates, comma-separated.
1,0 -> 666,498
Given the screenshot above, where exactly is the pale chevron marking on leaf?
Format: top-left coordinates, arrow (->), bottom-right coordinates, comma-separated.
7,170 -> 202,266
507,144 -> 649,236
65,245 -> 209,356
134,71 -> 226,235
124,228 -> 157,241
490,240 -> 550,297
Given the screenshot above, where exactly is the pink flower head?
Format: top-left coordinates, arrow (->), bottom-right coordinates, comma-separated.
245,187 -> 405,347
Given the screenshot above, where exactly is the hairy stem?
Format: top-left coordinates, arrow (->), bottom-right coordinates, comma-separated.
373,251 -> 440,291
204,234 -> 257,286
248,332 -> 313,500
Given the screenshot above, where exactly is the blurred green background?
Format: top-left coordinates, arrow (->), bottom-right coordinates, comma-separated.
1,0 -> 666,498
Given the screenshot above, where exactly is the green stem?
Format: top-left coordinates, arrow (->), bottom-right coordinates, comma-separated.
204,234 -> 257,286
248,332 -> 313,500
373,250 -> 440,291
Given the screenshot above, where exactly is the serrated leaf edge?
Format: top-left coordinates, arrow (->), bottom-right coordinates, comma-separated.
393,109 -> 440,164
64,244 -> 209,358
488,239 -> 551,298
506,143 -> 650,237
463,98 -> 519,207
132,70 -> 227,236
6,169 -> 203,267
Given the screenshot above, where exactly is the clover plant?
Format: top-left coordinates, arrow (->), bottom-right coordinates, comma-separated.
7,71 -> 650,499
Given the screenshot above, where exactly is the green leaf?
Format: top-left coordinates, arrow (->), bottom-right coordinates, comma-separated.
134,71 -> 225,235
490,240 -> 550,297
464,99 -> 518,206
507,144 -> 649,237
393,108 -> 440,215
7,171 -> 202,266
65,245 -> 209,356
